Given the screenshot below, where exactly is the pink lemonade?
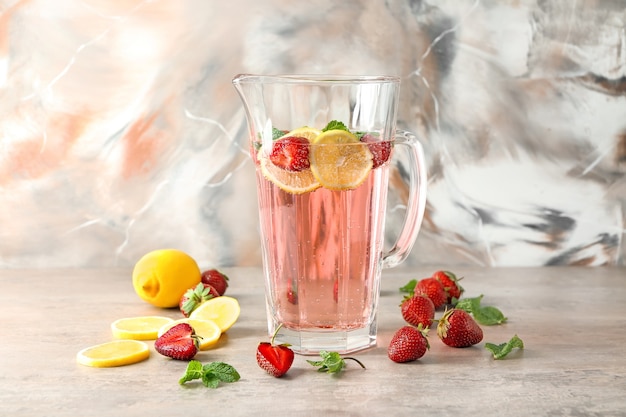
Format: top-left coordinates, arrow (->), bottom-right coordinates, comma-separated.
254,140 -> 392,353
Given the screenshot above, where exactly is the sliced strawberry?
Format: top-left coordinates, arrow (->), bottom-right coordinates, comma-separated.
201,269 -> 229,296
360,133 -> 392,168
154,323 -> 200,360
269,136 -> 311,172
179,282 -> 220,317
256,325 -> 295,377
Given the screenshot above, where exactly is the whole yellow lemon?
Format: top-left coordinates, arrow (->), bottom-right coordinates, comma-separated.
132,249 -> 201,308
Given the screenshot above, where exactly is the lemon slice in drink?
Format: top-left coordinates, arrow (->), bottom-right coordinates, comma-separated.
76,340 -> 150,368
259,126 -> 322,194
157,318 -> 222,350
280,126 -> 322,141
111,316 -> 175,340
260,156 -> 321,194
310,129 -> 373,190
189,296 -> 241,332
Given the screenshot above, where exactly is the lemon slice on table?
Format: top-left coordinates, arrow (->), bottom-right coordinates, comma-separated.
76,340 -> 150,368
157,318 -> 222,350
111,316 -> 174,340
189,296 -> 241,332
310,129 -> 373,190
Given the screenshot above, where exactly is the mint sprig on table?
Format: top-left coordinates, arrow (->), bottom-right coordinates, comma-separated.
179,360 -> 240,388
307,350 -> 366,373
485,335 -> 524,359
456,294 -> 507,325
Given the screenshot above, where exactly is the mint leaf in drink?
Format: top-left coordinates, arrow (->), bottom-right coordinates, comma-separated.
179,360 -> 240,388
307,350 -> 366,373
399,279 -> 418,293
321,120 -> 349,132
485,335 -> 524,359
456,295 -> 507,325
272,127 -> 286,140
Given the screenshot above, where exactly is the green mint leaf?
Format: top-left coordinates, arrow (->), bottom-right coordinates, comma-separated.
485,335 -> 524,359
179,360 -> 204,385
203,362 -> 241,383
272,127 -> 286,140
306,351 -> 365,374
474,305 -> 507,325
202,373 -> 220,389
179,361 -> 240,388
307,350 -> 346,373
321,120 -> 349,132
455,295 -> 507,326
399,279 -> 418,293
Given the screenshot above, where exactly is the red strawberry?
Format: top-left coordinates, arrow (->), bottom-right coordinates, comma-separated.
436,308 -> 483,348
201,269 -> 229,296
400,294 -> 435,328
154,323 -> 200,360
387,325 -> 430,363
179,282 -> 220,317
414,277 -> 447,309
433,270 -> 464,304
256,326 -> 294,377
269,136 -> 311,172
360,133 -> 392,168
286,280 -> 298,305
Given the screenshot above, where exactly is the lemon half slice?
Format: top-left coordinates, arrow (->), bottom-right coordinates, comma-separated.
258,126 -> 322,195
111,316 -> 175,340
158,318 -> 222,350
260,156 -> 321,194
189,296 -> 241,332
281,126 -> 322,141
76,340 -> 150,368
310,129 -> 373,190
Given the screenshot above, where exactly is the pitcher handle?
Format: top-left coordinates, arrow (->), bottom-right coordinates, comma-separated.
382,129 -> 428,269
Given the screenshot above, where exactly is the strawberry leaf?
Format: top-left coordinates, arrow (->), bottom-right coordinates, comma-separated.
179,360 -> 240,388
399,279 -> 418,293
485,335 -> 524,359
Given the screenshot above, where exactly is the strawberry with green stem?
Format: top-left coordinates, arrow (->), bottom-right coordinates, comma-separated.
256,324 -> 295,377
387,324 -> 430,363
437,308 -> 483,348
201,269 -> 229,296
400,293 -> 435,328
433,270 -> 464,304
179,282 -> 220,317
414,277 -> 447,309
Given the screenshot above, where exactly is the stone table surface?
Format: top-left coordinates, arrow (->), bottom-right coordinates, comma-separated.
1,266 -> 625,417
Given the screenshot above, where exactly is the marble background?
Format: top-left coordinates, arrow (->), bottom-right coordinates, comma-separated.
1,0 -> 624,268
